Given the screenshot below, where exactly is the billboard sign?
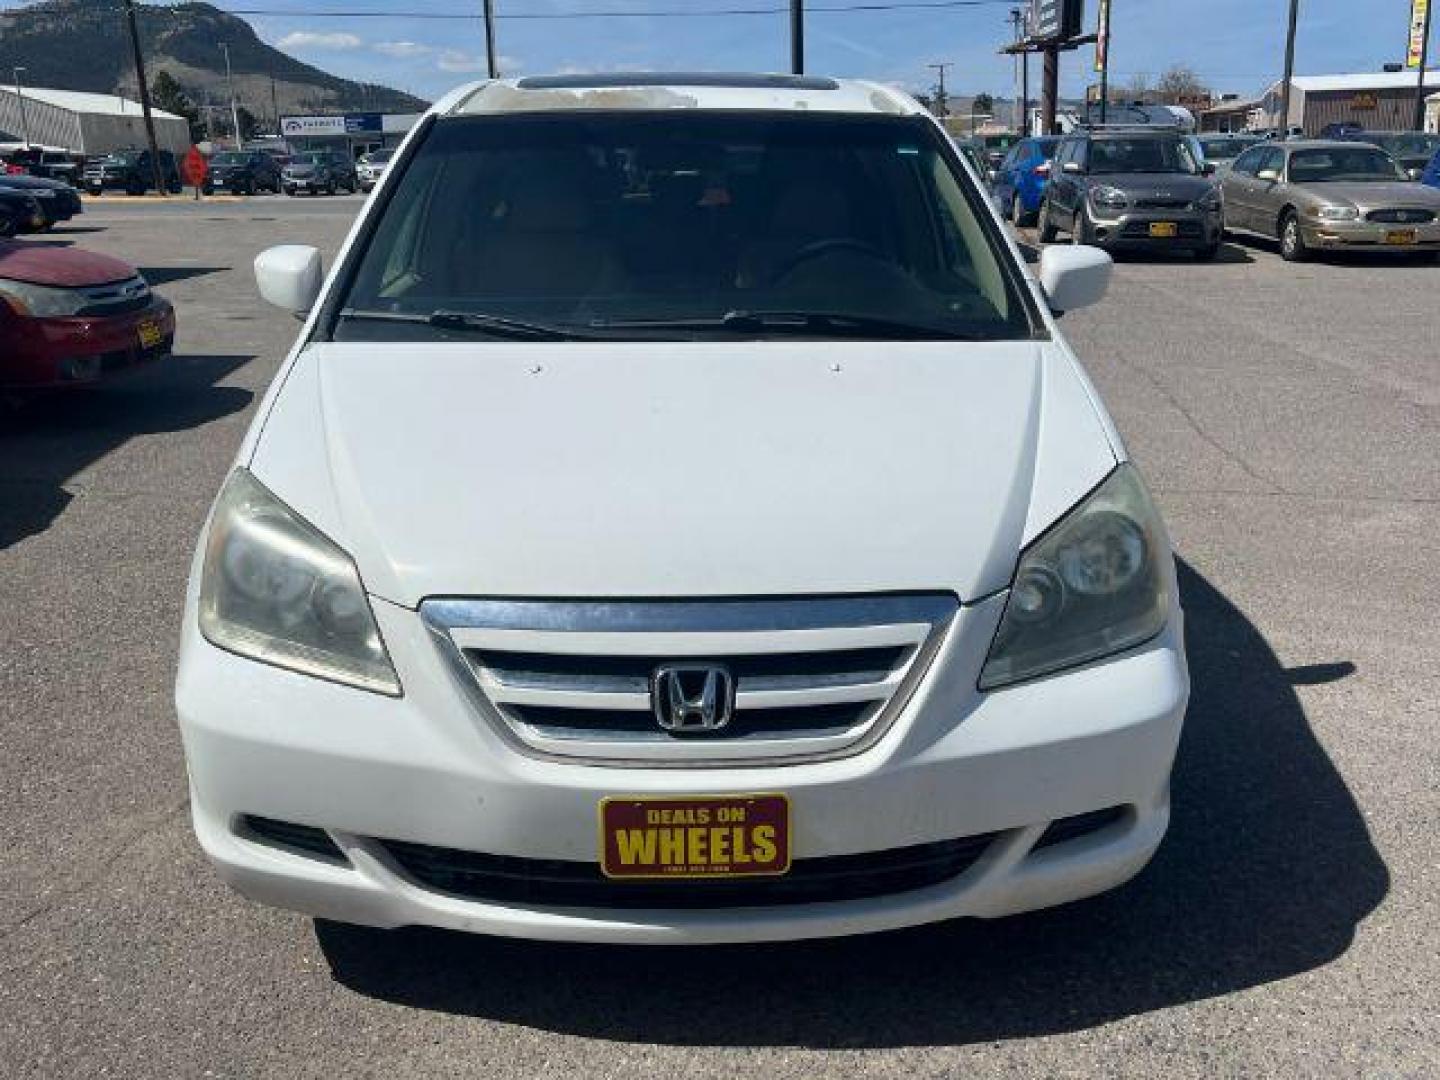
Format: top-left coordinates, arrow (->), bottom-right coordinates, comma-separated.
1095,0 -> 1111,73
1408,0 -> 1431,69
1031,0 -> 1084,43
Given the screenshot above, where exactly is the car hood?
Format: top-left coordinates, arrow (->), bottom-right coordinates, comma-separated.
1090,173 -> 1214,199
248,342 -> 1119,607
0,240 -> 137,286
1297,181 -> 1440,209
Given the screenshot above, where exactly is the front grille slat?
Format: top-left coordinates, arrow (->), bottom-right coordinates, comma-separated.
379,831 -> 998,909
424,595 -> 957,766
1366,208 -> 1436,224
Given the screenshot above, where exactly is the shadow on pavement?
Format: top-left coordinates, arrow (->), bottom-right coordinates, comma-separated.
317,561 -> 1387,1048
0,355 -> 253,551
136,266 -> 229,286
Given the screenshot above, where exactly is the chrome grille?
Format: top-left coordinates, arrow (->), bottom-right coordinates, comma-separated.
75,275 -> 152,317
1133,198 -> 1191,210
422,595 -> 958,766
1366,208 -> 1435,224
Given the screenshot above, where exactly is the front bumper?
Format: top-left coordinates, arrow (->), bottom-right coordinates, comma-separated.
1301,218 -> 1440,252
1088,206 -> 1222,250
0,298 -> 175,389
176,589 -> 1189,944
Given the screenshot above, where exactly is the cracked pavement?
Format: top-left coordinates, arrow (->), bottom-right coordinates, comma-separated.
1,201 -> 1436,1077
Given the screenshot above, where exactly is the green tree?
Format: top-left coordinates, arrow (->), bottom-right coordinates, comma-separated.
151,71 -> 204,142
973,92 -> 995,116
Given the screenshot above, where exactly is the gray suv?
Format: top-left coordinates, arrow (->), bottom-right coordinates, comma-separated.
1039,128 -> 1223,259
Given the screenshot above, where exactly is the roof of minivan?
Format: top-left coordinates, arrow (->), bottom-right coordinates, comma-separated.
447,74 -> 925,118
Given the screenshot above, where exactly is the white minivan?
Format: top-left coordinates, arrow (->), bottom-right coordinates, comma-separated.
176,74 -> 1188,944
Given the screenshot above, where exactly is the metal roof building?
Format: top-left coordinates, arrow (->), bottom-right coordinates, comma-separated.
0,87 -> 190,156
1256,71 -> 1440,134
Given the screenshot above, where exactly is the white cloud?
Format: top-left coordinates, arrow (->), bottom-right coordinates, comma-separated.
278,32 -> 363,51
374,41 -> 432,59
436,50 -> 523,75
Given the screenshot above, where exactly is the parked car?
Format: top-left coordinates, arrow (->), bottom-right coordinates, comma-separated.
356,148 -> 394,192
177,73 -> 1188,945
0,174 -> 83,229
203,150 -> 283,195
979,131 -> 1021,169
1195,133 -> 1263,178
1319,121 -> 1365,138
1332,131 -> 1440,178
281,151 -> 358,196
1421,147 -> 1440,190
1040,126 -> 1223,258
950,136 -> 987,179
0,189 -> 46,237
0,240 -> 175,389
990,136 -> 1060,226
0,145 -> 83,185
1220,140 -> 1440,261
82,149 -> 183,195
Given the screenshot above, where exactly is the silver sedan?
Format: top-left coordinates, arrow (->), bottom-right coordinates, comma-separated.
1220,140 -> 1440,262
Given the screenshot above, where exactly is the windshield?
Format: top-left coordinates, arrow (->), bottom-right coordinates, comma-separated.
334,113 -> 1032,342
291,153 -> 327,166
1034,139 -> 1060,160
1370,133 -> 1440,160
1289,148 -> 1402,183
1200,138 -> 1258,160
1089,137 -> 1201,175
210,153 -> 246,166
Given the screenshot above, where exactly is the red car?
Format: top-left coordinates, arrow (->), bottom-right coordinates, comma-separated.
0,240 -> 175,389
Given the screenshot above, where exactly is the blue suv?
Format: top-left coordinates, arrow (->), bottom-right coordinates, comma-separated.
991,137 -> 1060,227
1421,147 -> 1440,191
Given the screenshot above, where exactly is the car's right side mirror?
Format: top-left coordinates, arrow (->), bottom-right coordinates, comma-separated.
1062,161 -> 1084,175
254,245 -> 323,317
1038,245 -> 1113,314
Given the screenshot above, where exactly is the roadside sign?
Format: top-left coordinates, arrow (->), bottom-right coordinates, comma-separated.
1409,0 -> 1431,68
181,146 -> 207,193
1031,0 -> 1084,43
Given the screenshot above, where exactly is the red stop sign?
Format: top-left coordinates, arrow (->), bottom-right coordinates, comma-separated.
181,146 -> 208,187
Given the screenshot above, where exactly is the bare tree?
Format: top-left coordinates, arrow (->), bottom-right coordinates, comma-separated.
1154,66 -> 1212,106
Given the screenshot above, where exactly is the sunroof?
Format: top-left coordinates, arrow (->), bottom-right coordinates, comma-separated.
515,73 -> 840,92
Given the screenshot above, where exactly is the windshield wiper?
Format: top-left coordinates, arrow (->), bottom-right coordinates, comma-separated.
593,309 -> 982,340
340,308 -> 597,341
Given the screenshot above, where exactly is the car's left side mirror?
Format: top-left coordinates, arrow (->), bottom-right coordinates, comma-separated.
255,245 -> 323,317
1039,245 -> 1113,314
1201,161 -> 1218,176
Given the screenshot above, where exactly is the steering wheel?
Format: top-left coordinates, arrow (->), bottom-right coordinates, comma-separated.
770,238 -> 890,286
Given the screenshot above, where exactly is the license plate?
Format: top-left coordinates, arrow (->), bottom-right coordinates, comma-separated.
1384,229 -> 1417,245
599,794 -> 790,879
1149,221 -> 1179,238
293,180 -> 308,189
137,319 -> 163,349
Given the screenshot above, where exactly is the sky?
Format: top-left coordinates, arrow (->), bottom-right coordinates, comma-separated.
7,0 -> 1434,106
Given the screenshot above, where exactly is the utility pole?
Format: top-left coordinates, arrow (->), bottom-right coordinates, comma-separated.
121,0 -> 167,195
928,61 -> 953,118
12,66 -> 30,147
791,0 -> 805,75
269,74 -> 279,135
1278,0 -> 1300,136
1010,9 -> 1025,131
483,0 -> 498,78
1413,0 -> 1434,131
220,43 -> 242,148
1096,0 -> 1112,124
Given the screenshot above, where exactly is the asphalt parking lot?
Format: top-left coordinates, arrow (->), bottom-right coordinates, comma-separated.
2,196 -> 1437,1077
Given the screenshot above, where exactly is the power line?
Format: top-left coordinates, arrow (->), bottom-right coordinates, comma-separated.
185,0 -> 1017,19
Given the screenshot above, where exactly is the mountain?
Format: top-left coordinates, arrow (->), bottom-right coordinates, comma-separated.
0,0 -> 428,124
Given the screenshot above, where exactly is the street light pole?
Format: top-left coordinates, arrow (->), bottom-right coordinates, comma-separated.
122,0 -> 167,195
928,61 -> 952,118
791,0 -> 805,75
12,66 -> 30,147
483,0 -> 498,78
1278,0 -> 1301,136
221,43 -> 242,148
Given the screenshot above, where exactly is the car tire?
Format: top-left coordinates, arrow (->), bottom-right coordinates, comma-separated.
325,180 -> 336,196
0,218 -> 15,238
1071,206 -> 1090,245
1010,194 -> 1033,229
1037,200 -> 1059,243
1195,241 -> 1222,261
1279,210 -> 1309,262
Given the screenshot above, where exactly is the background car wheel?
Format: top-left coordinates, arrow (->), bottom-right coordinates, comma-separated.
1279,211 -> 1309,262
1037,202 -> 1058,243
1195,242 -> 1222,261
1010,195 -> 1032,229
1071,208 -> 1090,245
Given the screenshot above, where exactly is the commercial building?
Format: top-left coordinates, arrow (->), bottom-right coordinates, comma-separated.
1251,72 -> 1440,135
0,87 -> 190,156
279,111 -> 422,158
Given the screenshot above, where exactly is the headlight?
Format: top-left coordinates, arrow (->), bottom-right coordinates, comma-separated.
1090,185 -> 1129,210
1313,205 -> 1359,221
980,465 -> 1174,690
198,469 -> 401,695
0,277 -> 87,317
1196,189 -> 1223,211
